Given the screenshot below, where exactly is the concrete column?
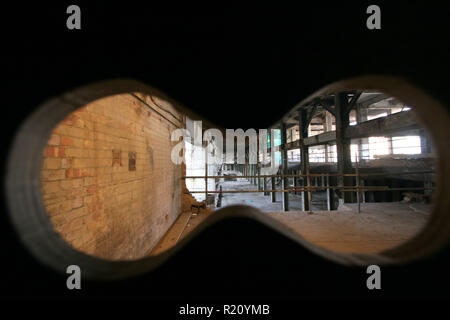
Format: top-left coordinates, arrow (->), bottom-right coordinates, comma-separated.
271,177 -> 276,202
326,175 -> 335,210
298,109 -> 310,211
420,130 -> 432,154
293,172 -> 298,195
335,92 -> 354,204
268,129 -> 277,202
356,107 -> 369,162
424,173 -> 433,195
386,109 -> 393,154
281,123 -> 289,211
325,110 -> 333,132
257,165 -> 261,190
263,176 -> 268,195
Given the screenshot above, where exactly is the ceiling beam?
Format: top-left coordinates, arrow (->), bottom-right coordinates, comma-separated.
281,111 -> 420,150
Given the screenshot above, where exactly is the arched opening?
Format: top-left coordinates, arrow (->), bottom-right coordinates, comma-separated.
5,76 -> 450,281
5,79 -> 207,279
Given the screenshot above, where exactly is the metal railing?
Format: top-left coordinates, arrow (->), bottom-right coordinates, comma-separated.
182,170 -> 435,213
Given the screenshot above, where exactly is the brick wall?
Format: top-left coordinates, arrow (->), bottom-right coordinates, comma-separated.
40,93 -> 184,260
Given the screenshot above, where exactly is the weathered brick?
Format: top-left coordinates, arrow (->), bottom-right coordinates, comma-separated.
86,185 -> 98,194
61,136 -> 73,146
42,181 -> 60,194
61,158 -> 73,168
41,93 -> 183,260
84,140 -> 94,148
44,158 -> 61,170
66,207 -> 86,220
48,134 -> 60,146
65,168 -> 80,178
72,178 -> 84,188
46,146 -> 57,157
72,197 -> 83,209
41,169 -> 66,181
58,148 -> 66,157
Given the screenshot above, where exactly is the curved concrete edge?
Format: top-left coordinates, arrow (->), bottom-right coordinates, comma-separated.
5,76 -> 449,281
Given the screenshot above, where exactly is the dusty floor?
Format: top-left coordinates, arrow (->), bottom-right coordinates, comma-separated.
150,180 -> 431,255
219,180 -> 328,211
264,202 -> 430,253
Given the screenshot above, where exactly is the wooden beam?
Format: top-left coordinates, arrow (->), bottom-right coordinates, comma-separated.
321,104 -> 336,116
346,91 -> 362,115
306,105 -> 318,129
357,93 -> 388,109
305,131 -> 336,146
281,110 -> 419,150
345,110 -> 419,139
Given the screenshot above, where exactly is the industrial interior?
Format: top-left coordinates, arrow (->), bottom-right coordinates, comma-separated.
40,89 -> 435,259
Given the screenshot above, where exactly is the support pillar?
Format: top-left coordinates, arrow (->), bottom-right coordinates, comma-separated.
271,177 -> 276,202
257,165 -> 261,190
324,111 -> 333,165
420,129 -> 432,154
263,176 -> 268,195
326,175 -> 335,210
356,106 -> 369,163
293,173 -> 298,195
298,109 -> 310,211
281,123 -> 289,211
386,109 -> 393,154
424,173 -> 433,195
268,129 -> 277,202
335,92 -> 354,204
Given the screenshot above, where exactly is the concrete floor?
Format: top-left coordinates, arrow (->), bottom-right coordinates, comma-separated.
150,180 -> 431,255
219,180 -> 328,211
